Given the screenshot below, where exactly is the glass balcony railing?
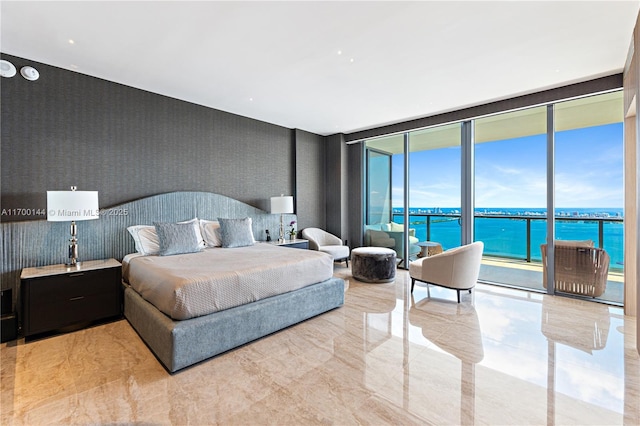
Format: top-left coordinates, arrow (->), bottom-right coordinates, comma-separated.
391,213 -> 624,271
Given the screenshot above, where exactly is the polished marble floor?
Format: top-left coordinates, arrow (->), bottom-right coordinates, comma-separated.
2,266 -> 639,425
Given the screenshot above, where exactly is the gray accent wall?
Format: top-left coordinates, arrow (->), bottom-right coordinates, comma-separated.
1,54 -> 297,220
294,129 -> 326,233
325,134 -> 349,241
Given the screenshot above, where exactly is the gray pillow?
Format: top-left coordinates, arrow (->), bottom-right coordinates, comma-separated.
154,222 -> 203,256
218,217 -> 255,248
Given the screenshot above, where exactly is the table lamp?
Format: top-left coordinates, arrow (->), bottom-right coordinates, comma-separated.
270,195 -> 293,243
47,186 -> 99,266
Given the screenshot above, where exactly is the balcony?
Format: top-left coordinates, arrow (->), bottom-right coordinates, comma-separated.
391,212 -> 624,305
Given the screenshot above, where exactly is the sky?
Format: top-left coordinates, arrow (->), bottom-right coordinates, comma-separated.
389,122 -> 623,210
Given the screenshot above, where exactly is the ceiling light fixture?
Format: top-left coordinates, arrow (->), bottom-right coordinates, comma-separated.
0,60 -> 16,78
68,39 -> 75,44
20,66 -> 39,81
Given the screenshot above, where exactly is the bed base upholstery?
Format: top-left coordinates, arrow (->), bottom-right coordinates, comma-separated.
124,277 -> 345,373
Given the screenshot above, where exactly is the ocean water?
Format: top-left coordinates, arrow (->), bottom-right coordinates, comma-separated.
390,208 -> 624,270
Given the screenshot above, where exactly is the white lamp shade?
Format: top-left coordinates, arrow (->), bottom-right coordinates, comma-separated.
270,195 -> 294,214
47,191 -> 99,221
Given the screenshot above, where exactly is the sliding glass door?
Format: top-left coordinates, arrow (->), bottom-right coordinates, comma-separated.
474,106 -> 547,291
365,135 -> 407,264
366,147 -> 393,226
553,93 -> 624,304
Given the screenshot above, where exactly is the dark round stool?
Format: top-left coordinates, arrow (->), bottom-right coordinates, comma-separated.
351,247 -> 397,283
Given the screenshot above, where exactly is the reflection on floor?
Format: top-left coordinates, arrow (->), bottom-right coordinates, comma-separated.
479,256 -> 624,304
2,266 -> 638,425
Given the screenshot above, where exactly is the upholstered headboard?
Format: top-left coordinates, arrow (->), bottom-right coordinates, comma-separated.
0,191 -> 295,309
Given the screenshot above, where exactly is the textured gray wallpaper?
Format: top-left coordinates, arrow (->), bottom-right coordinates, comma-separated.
294,129 -> 326,233
1,54 -> 296,221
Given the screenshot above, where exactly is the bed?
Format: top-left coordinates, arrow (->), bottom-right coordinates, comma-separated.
0,191 -> 345,373
119,194 -> 345,373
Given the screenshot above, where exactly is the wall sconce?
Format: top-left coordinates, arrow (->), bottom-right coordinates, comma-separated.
47,186 -> 99,266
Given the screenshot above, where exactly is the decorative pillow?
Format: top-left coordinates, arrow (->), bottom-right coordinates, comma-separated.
127,218 -> 205,255
153,222 -> 203,256
181,218 -> 206,249
127,225 -> 160,255
389,222 -> 405,232
199,219 -> 222,247
217,217 -> 255,248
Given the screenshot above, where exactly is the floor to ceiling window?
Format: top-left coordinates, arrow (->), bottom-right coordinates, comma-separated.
362,90 -> 625,305
553,92 -> 624,304
474,106 -> 548,292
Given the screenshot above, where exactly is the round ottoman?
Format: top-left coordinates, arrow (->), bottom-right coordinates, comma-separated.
351,247 -> 397,283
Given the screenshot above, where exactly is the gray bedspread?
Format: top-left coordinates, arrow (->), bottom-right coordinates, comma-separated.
123,243 -> 334,320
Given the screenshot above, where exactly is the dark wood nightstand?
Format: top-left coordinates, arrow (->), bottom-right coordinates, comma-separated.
20,259 -> 122,338
267,238 -> 309,249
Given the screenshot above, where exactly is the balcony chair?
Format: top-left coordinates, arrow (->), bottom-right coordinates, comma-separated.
301,227 -> 350,266
409,242 -> 484,303
540,240 -> 609,298
364,222 -> 420,264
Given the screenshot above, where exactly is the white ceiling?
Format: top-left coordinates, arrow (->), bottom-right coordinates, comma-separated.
1,1 -> 638,136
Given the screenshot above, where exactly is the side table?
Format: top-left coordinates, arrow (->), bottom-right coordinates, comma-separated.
266,238 -> 309,250
21,258 -> 122,338
416,241 -> 443,258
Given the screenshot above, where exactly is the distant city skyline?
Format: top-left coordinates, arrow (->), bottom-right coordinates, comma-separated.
390,122 -> 623,209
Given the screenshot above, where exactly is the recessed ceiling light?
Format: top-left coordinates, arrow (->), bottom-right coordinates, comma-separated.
249,97 -> 254,102
68,39 -> 75,45
0,60 -> 16,78
350,58 -> 354,63
337,50 -> 342,55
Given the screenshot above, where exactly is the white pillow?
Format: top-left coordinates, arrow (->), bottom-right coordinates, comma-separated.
199,219 -> 222,247
127,218 -> 205,255
127,225 -> 160,255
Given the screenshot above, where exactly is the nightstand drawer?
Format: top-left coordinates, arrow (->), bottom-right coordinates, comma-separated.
28,289 -> 120,335
21,260 -> 122,338
27,269 -> 117,301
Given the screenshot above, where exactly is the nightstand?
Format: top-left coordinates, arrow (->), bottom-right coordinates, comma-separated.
20,259 -> 122,338
267,238 -> 309,249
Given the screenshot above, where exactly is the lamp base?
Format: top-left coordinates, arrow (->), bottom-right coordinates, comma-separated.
67,222 -> 80,267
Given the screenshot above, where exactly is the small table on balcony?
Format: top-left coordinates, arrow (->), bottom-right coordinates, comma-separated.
416,241 -> 443,258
